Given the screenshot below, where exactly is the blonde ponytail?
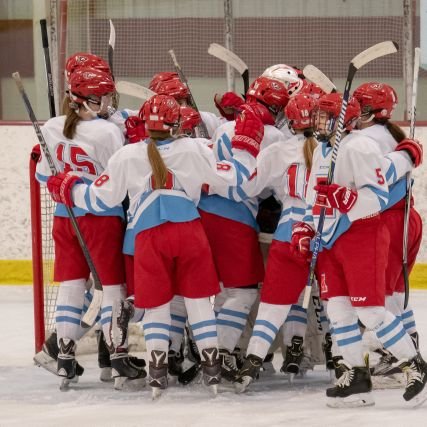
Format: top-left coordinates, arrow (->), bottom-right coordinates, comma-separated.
147,135 -> 169,189
302,130 -> 317,170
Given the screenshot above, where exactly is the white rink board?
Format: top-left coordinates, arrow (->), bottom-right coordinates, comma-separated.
0,124 -> 426,261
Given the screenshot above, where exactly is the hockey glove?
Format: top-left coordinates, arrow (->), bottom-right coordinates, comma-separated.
314,181 -> 358,214
47,172 -> 82,207
231,109 -> 264,157
241,102 -> 276,126
31,144 -> 41,162
395,138 -> 423,168
291,222 -> 315,260
214,92 -> 245,121
125,116 -> 147,144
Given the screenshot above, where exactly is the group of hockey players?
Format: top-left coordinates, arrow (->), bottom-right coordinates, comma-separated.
32,49 -> 426,408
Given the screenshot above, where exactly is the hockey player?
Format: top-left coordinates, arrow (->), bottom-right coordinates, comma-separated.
46,94 -> 264,397
305,92 -> 425,407
353,82 -> 423,372
233,93 -> 318,390
36,66 -> 145,388
199,76 -> 291,382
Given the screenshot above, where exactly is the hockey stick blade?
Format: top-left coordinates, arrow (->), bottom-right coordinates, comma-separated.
352,41 -> 398,71
81,288 -> 103,328
302,65 -> 336,94
208,43 -> 248,76
108,20 -> 116,76
116,81 -> 156,100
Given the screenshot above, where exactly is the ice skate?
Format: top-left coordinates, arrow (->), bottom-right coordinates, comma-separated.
398,354 -> 427,407
235,354 -> 263,393
280,336 -> 304,383
261,353 -> 275,374
97,330 -> 113,382
219,349 -> 239,382
168,348 -> 184,377
201,347 -> 221,394
57,339 -> 81,391
148,350 -> 168,399
332,355 -> 346,380
111,350 -> 147,390
371,348 -> 399,376
326,360 -> 374,408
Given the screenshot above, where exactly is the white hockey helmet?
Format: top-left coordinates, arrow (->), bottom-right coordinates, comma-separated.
262,64 -> 304,97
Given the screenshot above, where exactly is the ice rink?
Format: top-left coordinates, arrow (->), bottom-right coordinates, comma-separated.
0,285 -> 426,427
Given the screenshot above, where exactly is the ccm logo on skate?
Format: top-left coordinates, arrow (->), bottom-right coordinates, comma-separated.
350,296 -> 367,302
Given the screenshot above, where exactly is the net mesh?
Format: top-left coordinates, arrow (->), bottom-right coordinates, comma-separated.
58,0 -> 422,119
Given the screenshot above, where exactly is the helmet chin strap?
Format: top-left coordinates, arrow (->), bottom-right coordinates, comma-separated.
83,101 -> 100,118
359,112 -> 375,123
82,96 -> 110,118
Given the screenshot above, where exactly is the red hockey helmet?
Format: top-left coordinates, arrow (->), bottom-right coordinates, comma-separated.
149,72 -> 188,101
300,82 -> 326,100
179,106 -> 201,133
141,95 -> 181,132
353,82 -> 397,119
317,92 -> 361,132
285,94 -> 318,130
65,52 -> 111,83
69,67 -> 115,104
246,76 -> 290,115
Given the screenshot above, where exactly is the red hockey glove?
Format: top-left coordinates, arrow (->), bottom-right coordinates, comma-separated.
314,181 -> 358,214
395,138 -> 423,168
214,92 -> 245,121
125,116 -> 147,144
291,222 -> 315,260
31,144 -> 41,162
47,172 -> 82,207
231,109 -> 264,157
241,102 -> 275,126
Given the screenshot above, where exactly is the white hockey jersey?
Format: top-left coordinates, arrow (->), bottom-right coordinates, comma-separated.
305,131 -> 414,249
230,133 -> 311,243
108,108 -> 139,135
199,119 -> 288,229
200,111 -> 226,138
69,136 -> 256,255
36,115 -> 125,218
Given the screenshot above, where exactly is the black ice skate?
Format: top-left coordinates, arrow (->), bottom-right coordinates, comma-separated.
201,347 -> 221,393
97,330 -> 113,382
149,350 -> 168,399
232,347 -> 244,370
398,354 -> 427,406
326,360 -> 374,408
219,349 -> 240,382
410,332 -> 419,352
262,353 -> 275,374
34,332 -> 84,378
111,349 -> 147,390
57,338 -> 81,391
332,355 -> 346,380
281,336 -> 304,382
371,348 -> 400,376
168,349 -> 184,377
235,354 -> 263,393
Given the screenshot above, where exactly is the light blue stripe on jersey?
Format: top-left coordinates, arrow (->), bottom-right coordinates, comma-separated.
385,162 -> 397,183
382,178 -> 407,211
364,185 -> 388,210
122,194 -> 200,255
274,206 -> 308,243
198,193 -> 259,230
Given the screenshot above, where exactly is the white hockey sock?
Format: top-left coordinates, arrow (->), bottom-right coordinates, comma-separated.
283,304 -> 308,346
216,287 -> 258,352
143,302 -> 171,359
169,295 -> 187,353
101,285 -> 123,348
319,300 -> 331,334
393,293 -> 418,336
356,306 -> 416,360
55,279 -> 86,346
185,297 -> 218,355
213,285 -> 227,316
247,302 -> 291,360
327,297 -> 364,367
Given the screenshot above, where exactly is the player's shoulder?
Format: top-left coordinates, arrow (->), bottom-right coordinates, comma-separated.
42,115 -> 65,130
342,130 -> 381,154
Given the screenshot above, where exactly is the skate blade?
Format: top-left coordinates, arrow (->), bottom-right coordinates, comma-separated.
329,370 -> 336,384
100,367 -> 113,383
208,384 -> 218,396
234,377 -> 252,394
327,393 -> 375,408
114,376 -> 146,391
405,387 -> 427,408
152,387 -> 163,400
33,353 -> 58,376
59,378 -> 72,391
372,373 -> 405,390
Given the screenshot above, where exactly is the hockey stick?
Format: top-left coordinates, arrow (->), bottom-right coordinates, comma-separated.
12,72 -> 103,328
402,47 -> 421,309
40,19 -> 56,117
302,65 -> 336,94
108,19 -> 115,77
302,41 -> 399,309
168,49 -> 210,138
115,81 -> 156,100
208,43 -> 249,95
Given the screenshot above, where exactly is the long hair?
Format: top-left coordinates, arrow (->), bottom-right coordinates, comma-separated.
63,106 -> 81,139
147,131 -> 170,189
302,129 -> 317,170
374,118 -> 406,143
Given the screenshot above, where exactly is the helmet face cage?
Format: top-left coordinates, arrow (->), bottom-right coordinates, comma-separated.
246,77 -> 289,116
141,95 -> 181,132
353,82 -> 397,121
285,94 -> 318,131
